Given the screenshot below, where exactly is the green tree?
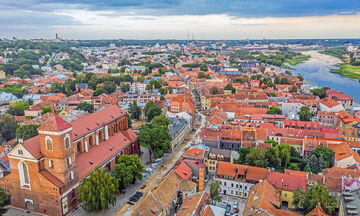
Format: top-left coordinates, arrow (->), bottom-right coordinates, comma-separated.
79,168 -> 118,213
93,86 -> 106,96
308,154 -> 320,174
264,146 -> 281,169
144,101 -> 162,122
235,147 -> 253,164
112,155 -> 143,190
209,180 -> 221,202
198,72 -> 206,78
211,86 -> 219,95
280,77 -> 288,84
298,106 -> 312,121
16,124 -> 39,140
138,122 -> 171,162
129,100 -> 140,120
276,143 -> 291,168
42,105 -> 52,114
304,165 -> 311,172
311,87 -> 330,99
7,101 -> 29,116
0,188 -> 11,215
293,184 -> 336,215
50,82 -> 64,93
0,115 -> 19,142
309,146 -> 334,168
246,147 -> 267,167
125,113 -> 132,128
103,81 -> 116,94
120,83 -> 130,93
290,84 -> 298,93
151,114 -> 170,127
77,102 -> 95,113
267,107 -> 281,115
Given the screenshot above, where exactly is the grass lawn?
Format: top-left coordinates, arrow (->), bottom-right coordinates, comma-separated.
331,63 -> 360,81
286,55 -> 311,66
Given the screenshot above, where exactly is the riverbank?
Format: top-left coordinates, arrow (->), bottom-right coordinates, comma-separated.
331,63 -> 360,82
287,55 -> 311,66
290,50 -> 360,102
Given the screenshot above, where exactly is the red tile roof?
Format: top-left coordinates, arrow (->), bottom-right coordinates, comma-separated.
183,148 -> 205,160
40,169 -> 64,188
319,98 -> 340,108
71,105 -> 125,139
175,161 -> 192,180
38,108 -> 72,132
22,136 -> 42,159
217,161 -> 268,182
306,203 -> 329,216
75,129 -> 133,179
267,172 -> 306,192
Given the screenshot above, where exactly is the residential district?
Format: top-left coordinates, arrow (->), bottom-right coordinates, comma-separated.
0,38 -> 360,216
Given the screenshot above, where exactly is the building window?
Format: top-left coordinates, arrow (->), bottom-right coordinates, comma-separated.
46,136 -> 53,151
18,150 -> 23,155
64,134 -> 71,149
18,161 -> 30,188
49,160 -> 54,168
67,157 -> 72,167
70,172 -> 74,181
284,193 -> 287,198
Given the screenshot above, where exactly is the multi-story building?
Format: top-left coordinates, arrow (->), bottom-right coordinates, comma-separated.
0,105 -> 140,215
204,148 -> 233,175
215,161 -> 268,199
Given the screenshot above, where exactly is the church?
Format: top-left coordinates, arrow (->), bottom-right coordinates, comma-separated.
0,105 -> 140,215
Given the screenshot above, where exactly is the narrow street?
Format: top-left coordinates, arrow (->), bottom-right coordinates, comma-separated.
115,112 -> 206,216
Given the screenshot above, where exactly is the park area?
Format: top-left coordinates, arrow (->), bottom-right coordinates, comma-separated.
332,63 -> 360,81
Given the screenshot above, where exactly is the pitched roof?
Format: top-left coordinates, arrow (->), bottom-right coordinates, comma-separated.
71,105 -> 125,139
177,191 -> 208,216
183,148 -> 205,160
37,108 -> 72,132
306,203 -> 329,216
319,98 -> 340,108
267,172 -> 306,192
22,136 -> 42,159
217,161 -> 268,182
175,161 -> 192,180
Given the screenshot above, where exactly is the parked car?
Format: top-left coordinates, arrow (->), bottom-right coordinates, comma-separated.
221,200 -> 227,208
204,177 -> 209,183
233,201 -> 238,209
140,185 -> 146,189
230,207 -> 239,215
225,205 -> 231,215
142,173 -> 148,178
127,201 -> 134,205
145,167 -> 153,173
155,158 -> 164,163
152,163 -> 159,168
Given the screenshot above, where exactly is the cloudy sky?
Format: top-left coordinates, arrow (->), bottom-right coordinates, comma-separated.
1,0 -> 360,40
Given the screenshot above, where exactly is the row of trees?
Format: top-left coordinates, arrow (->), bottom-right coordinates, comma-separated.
236,143 -> 291,170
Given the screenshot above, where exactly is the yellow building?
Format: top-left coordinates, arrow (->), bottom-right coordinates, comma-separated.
267,172 -> 306,209
200,95 -> 210,111
204,148 -> 233,174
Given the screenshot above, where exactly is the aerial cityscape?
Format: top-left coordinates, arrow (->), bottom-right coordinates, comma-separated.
0,1 -> 360,216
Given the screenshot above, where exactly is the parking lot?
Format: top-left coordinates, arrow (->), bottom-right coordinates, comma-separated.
204,179 -> 246,216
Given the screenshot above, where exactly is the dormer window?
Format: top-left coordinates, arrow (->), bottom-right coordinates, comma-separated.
67,157 -> 72,167
18,150 -> 23,155
64,134 -> 71,149
46,136 -> 53,151
70,171 -> 74,181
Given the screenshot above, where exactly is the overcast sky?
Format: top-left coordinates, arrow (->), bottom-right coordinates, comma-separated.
1,0 -> 360,40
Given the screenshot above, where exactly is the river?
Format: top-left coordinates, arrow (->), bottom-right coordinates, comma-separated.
290,51 -> 360,102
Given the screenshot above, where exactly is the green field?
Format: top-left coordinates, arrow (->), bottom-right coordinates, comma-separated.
286,55 -> 311,66
331,63 -> 360,81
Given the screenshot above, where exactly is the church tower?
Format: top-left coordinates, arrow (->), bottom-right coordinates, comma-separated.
37,108 -> 77,185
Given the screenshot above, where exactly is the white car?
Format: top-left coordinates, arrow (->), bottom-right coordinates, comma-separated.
145,167 -> 153,173
221,200 -> 227,208
152,163 -> 159,168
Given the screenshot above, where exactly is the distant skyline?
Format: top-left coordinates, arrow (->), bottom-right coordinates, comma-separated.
1,0 -> 360,40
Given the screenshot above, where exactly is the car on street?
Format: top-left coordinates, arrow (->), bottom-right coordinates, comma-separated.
225,205 -> 231,216
152,163 -> 159,168
145,167 -> 153,173
230,207 -> 239,215
127,201 -> 134,205
233,201 -> 238,209
142,173 -> 148,178
221,200 -> 227,208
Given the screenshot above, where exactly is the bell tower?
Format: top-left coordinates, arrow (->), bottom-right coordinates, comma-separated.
38,107 -> 78,185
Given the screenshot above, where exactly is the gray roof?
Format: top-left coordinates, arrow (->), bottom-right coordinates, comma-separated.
340,189 -> 360,216
168,117 -> 189,139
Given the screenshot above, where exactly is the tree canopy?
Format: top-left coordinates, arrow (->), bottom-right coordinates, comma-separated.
0,115 -> 19,142
299,106 -> 312,121
144,101 -> 162,122
16,124 -> 39,140
293,184 -> 336,215
79,168 -> 118,213
112,154 -> 143,191
77,102 -> 95,113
